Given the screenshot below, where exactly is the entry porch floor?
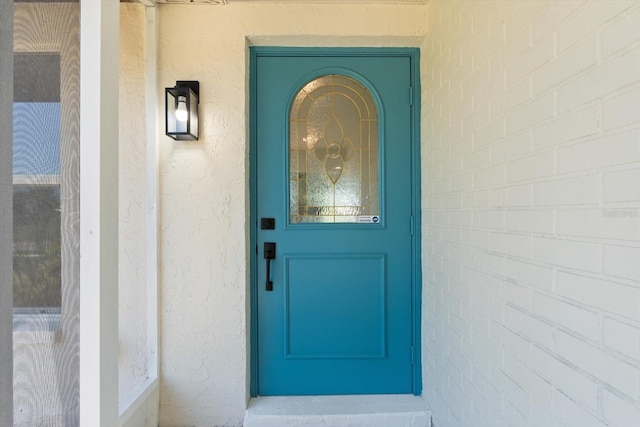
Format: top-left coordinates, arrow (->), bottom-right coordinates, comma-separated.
243,394 -> 431,427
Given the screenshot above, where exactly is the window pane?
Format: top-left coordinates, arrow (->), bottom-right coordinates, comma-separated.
13,185 -> 61,309
289,75 -> 380,224
13,102 -> 61,176
12,53 -> 62,310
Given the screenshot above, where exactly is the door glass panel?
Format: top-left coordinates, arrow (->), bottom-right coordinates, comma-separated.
290,75 -> 379,224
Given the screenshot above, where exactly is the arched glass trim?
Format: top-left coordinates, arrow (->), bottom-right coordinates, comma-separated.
289,75 -> 379,224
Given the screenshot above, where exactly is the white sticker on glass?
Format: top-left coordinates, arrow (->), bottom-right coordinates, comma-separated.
358,215 -> 380,224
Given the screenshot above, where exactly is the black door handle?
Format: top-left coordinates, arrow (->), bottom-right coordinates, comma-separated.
264,242 -> 276,291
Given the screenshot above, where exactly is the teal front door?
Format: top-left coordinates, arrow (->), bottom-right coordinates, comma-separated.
251,48 -> 420,396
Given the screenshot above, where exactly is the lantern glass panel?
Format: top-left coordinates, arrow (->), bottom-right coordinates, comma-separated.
166,89 -> 179,135
188,88 -> 198,139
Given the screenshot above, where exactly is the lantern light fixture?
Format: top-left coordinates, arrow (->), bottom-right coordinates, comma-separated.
165,80 -> 199,141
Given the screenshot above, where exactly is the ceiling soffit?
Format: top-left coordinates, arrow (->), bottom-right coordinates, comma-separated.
138,0 -> 429,5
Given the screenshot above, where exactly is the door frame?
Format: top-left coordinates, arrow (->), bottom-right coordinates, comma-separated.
249,46 -> 422,396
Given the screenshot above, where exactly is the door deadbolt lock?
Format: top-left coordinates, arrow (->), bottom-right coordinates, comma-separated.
261,218 -> 275,230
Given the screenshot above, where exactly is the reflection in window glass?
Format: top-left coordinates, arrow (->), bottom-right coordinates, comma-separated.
13,185 -> 61,309
12,54 -> 62,311
13,103 -> 61,176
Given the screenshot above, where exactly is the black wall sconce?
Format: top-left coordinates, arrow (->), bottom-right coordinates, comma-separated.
165,80 -> 199,141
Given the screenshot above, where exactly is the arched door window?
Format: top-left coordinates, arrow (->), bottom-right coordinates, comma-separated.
289,75 -> 380,224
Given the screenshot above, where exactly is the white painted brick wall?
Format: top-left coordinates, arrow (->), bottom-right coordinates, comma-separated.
423,1 -> 640,426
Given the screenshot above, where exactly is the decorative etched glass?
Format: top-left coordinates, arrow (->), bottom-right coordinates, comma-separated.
290,75 -> 379,223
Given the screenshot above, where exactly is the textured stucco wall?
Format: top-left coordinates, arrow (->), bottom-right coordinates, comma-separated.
156,3 -> 427,426
119,3 -> 149,405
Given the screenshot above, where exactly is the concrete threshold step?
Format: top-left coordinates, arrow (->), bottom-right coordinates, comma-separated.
243,395 -> 431,427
